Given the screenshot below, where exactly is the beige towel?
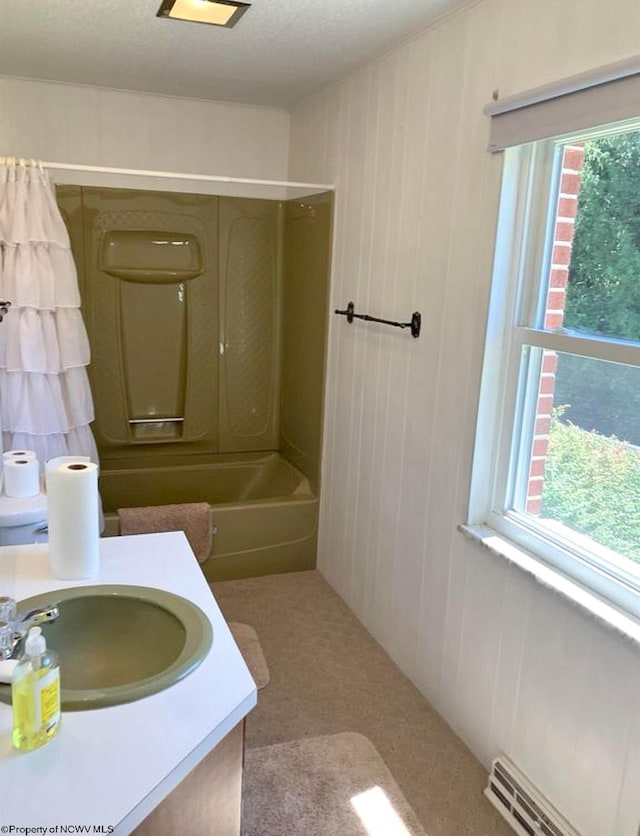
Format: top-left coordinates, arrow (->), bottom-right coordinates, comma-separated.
228,622 -> 270,689
118,502 -> 212,563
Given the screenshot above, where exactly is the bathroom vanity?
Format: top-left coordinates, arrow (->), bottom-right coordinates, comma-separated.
0,532 -> 256,835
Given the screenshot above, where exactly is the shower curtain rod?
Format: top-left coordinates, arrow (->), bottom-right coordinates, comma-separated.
40,161 -> 335,191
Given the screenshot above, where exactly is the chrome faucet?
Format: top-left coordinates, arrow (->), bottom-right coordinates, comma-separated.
0,599 -> 59,660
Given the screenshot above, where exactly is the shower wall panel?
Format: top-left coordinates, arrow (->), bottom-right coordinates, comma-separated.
57,186 -> 281,463
218,198 -> 280,452
280,193 -> 332,490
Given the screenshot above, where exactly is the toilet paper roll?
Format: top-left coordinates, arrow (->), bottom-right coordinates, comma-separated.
46,455 -> 90,471
3,457 -> 40,498
3,449 -> 37,461
45,459 -> 100,580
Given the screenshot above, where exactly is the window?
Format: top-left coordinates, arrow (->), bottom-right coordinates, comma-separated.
471,121 -> 640,618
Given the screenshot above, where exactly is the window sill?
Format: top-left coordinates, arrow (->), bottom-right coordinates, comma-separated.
459,523 -> 640,649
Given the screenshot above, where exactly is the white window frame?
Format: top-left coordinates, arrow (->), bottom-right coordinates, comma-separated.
469,119 -> 640,620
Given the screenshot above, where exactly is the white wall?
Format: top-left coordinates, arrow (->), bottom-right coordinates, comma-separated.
0,76 -> 289,181
289,1 -> 640,834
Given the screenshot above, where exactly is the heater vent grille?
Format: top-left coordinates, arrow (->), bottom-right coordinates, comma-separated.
485,757 -> 581,836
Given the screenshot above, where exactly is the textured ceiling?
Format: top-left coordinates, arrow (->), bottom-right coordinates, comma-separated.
0,0 -> 465,108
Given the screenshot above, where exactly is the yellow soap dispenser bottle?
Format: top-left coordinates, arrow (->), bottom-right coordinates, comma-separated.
12,626 -> 61,752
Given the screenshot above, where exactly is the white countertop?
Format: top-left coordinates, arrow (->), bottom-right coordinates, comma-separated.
0,533 -> 257,834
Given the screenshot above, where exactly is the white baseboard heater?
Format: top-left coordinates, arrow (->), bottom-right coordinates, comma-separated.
485,756 -> 580,836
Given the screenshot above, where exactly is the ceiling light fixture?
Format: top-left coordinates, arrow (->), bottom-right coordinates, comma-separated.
156,0 -> 251,28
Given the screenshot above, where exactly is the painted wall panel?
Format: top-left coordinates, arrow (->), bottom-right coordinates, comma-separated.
0,76 -> 289,181
614,673 -> 640,836
289,0 -> 640,833
452,541 -> 505,766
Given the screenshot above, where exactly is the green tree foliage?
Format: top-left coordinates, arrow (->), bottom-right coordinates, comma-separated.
541,410 -> 640,564
564,132 -> 640,341
554,132 -> 640,444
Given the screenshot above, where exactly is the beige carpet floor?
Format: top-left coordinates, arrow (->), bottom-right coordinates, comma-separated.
211,570 -> 513,836
242,732 -> 426,836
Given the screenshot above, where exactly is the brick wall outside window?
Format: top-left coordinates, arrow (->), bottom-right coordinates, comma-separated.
525,144 -> 584,515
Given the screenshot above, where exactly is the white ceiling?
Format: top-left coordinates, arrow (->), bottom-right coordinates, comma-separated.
0,0 -> 465,108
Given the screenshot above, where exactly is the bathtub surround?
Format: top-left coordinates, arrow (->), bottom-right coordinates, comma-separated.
118,502 -> 212,563
55,184 -> 331,578
56,186 -> 331,479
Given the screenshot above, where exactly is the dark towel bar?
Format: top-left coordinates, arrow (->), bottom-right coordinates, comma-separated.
334,301 -> 421,338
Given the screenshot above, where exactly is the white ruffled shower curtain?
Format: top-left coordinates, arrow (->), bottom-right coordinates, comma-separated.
0,158 -> 99,466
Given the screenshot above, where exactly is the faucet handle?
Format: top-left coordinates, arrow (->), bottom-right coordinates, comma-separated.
0,597 -> 16,626
0,621 -> 13,659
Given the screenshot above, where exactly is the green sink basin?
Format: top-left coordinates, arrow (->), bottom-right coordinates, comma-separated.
0,585 -> 213,711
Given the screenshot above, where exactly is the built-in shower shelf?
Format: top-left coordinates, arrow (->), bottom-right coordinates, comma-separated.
128,417 -> 185,424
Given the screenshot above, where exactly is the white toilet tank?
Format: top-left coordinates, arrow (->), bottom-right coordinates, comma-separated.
0,493 -> 48,546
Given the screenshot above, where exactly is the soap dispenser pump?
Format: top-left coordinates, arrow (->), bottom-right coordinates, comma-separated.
12,626 -> 61,752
